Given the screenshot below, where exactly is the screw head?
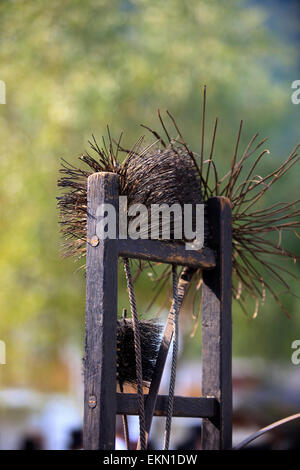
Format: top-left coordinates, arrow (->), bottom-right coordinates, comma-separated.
88,395 -> 97,408
90,235 -> 99,247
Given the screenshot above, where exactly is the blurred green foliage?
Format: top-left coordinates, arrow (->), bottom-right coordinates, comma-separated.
0,0 -> 299,389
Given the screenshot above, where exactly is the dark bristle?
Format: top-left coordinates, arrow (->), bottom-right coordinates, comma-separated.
117,319 -> 163,386
57,106 -> 300,318
123,146 -> 202,208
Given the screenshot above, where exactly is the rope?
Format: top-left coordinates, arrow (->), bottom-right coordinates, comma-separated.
163,264 -> 179,450
177,267 -> 196,309
123,258 -> 147,450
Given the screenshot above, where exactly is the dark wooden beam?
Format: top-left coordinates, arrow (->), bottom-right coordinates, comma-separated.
118,238 -> 216,269
116,394 -> 218,419
83,172 -> 119,450
201,197 -> 232,450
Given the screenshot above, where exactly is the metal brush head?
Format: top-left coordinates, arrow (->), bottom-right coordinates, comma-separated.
57,106 -> 300,317
117,318 -> 162,386
123,146 -> 202,208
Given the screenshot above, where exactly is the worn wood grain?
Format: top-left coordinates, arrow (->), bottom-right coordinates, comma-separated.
117,394 -> 218,418
201,196 -> 232,450
118,238 -> 216,269
83,172 -> 119,450
83,181 -> 232,451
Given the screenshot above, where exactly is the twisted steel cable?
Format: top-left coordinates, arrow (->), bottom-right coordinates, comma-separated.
123,258 -> 147,450
163,264 -> 179,450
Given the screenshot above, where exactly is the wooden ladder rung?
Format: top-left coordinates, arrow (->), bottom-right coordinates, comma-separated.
118,239 -> 216,269
116,393 -> 218,419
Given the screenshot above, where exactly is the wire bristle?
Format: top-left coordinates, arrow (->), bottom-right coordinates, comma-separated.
117,319 -> 162,386
57,103 -> 300,317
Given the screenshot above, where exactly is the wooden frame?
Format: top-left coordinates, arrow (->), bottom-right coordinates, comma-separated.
83,172 -> 232,450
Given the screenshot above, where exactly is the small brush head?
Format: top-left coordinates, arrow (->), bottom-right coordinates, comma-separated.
117,318 -> 163,386
123,146 -> 202,208
57,140 -> 204,256
122,145 -> 204,241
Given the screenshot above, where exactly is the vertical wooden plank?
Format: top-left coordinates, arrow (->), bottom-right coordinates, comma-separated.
201,196 -> 232,450
83,172 -> 119,450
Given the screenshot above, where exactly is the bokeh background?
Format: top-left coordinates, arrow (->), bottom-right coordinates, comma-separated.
0,0 -> 299,450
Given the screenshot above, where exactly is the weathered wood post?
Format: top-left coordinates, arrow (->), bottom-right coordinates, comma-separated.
83,180 -> 232,450
202,196 -> 232,449
84,172 -> 119,450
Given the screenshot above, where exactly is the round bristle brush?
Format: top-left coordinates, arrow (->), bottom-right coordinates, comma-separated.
117,315 -> 162,387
